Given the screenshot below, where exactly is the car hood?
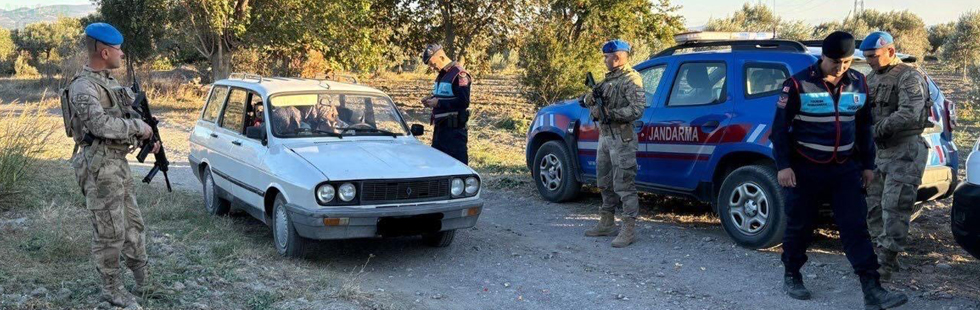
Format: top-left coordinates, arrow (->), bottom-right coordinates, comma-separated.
284,139 -> 475,180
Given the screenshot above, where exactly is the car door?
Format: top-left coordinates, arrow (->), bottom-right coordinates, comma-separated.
739,60 -> 791,150
213,87 -> 252,202
227,91 -> 270,211
633,62 -> 670,183
194,85 -> 237,192
641,53 -> 736,190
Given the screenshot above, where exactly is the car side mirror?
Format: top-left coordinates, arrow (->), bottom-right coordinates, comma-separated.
410,124 -> 425,136
245,125 -> 267,144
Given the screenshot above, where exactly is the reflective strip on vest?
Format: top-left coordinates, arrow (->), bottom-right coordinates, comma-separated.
798,141 -> 854,152
795,115 -> 855,122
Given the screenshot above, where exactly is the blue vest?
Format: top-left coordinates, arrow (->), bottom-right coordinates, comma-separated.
431,63 -> 466,113
788,66 -> 868,164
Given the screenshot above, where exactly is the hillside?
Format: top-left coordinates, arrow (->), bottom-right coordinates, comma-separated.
0,4 -> 95,29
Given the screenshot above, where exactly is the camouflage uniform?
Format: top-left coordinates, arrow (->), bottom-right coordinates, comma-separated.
865,58 -> 931,277
67,66 -> 149,296
582,67 -> 646,219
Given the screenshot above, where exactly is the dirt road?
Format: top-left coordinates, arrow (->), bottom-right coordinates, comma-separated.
137,162 -> 979,310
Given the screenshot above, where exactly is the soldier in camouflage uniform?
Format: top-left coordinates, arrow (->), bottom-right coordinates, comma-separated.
580,39 -> 646,248
63,23 -> 160,308
861,31 -> 932,281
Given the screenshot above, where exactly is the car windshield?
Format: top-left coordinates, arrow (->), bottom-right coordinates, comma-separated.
267,93 -> 408,138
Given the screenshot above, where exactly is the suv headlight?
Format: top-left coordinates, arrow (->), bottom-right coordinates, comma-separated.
338,183 -> 357,202
464,176 -> 480,196
451,178 -> 465,197
316,184 -> 335,204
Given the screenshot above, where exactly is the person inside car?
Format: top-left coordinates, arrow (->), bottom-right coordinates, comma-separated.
271,105 -> 303,135
303,97 -> 349,133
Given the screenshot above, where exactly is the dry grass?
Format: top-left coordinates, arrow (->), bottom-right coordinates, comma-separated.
0,100 -> 58,204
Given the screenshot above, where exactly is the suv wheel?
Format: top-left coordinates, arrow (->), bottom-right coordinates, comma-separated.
202,168 -> 230,216
422,230 -> 456,247
272,193 -> 307,258
717,165 -> 786,249
533,141 -> 581,202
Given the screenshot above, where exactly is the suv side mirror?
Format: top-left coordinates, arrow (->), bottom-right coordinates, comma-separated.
410,124 -> 425,136
245,125 -> 267,144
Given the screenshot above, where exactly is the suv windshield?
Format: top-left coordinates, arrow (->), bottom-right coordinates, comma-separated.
268,93 -> 408,138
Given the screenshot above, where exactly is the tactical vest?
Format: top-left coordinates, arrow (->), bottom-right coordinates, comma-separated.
430,62 -> 469,127
61,72 -> 138,152
596,67 -> 641,124
868,62 -> 933,141
788,66 -> 868,164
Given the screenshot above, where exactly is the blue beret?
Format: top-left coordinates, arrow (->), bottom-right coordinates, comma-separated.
421,43 -> 443,62
602,39 -> 631,53
860,31 -> 894,51
85,22 -> 123,46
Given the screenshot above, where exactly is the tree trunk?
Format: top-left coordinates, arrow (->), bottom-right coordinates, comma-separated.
439,0 -> 456,59
211,43 -> 231,82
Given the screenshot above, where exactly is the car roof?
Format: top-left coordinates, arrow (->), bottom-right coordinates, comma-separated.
804,47 -> 915,62
213,76 -> 386,99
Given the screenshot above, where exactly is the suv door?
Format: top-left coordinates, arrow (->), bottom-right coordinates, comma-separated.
633,62 -> 670,184
642,53 -> 736,190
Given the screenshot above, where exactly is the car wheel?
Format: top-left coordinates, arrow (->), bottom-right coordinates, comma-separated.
272,193 -> 307,258
202,168 -> 230,216
717,165 -> 786,249
422,230 -> 456,247
533,141 -> 581,202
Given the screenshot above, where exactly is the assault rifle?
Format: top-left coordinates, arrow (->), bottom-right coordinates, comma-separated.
129,71 -> 172,192
585,72 -> 616,140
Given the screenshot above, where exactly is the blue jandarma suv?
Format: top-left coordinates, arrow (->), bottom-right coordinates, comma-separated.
526,39 -> 958,249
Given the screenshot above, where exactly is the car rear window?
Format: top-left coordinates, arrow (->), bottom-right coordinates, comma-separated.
744,63 -> 788,98
667,62 -> 727,107
220,88 -> 247,133
202,86 -> 229,122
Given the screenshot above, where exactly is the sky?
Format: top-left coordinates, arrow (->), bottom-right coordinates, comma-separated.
3,0 -> 979,28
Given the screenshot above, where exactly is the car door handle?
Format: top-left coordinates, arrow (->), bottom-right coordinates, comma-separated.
700,120 -> 720,131
232,140 -> 242,146
209,133 -> 218,138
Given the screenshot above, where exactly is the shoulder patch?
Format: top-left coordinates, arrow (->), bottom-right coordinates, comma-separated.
777,94 -> 788,108
457,73 -> 470,87
74,93 -> 96,103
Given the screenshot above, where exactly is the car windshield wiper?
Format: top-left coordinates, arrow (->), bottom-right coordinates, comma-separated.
336,127 -> 400,137
311,129 -> 344,138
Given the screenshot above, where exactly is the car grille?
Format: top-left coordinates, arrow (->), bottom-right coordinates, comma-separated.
360,178 -> 450,204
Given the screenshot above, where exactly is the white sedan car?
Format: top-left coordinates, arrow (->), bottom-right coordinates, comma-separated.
188,74 -> 483,257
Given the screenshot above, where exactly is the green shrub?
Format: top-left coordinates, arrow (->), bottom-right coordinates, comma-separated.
13,52 -> 40,78
0,101 -> 55,203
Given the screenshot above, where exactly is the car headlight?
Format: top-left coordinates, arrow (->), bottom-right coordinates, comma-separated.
465,176 -> 479,196
316,184 -> 335,204
451,178 -> 464,197
338,183 -> 357,202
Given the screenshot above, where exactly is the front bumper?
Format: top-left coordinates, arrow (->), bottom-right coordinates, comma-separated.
918,165 -> 954,201
285,198 -> 484,240
952,182 -> 980,259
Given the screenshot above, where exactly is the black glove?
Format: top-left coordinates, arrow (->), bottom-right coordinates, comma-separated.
592,85 -> 603,101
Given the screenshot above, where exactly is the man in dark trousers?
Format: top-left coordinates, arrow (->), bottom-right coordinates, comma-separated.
420,44 -> 471,164
771,31 -> 908,309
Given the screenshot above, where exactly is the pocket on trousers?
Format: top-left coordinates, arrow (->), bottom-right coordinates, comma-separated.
618,151 -> 637,170
91,210 -> 119,240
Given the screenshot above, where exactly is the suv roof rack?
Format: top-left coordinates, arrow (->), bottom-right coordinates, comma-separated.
652,40 -> 808,58
313,73 -> 359,84
229,72 -> 263,83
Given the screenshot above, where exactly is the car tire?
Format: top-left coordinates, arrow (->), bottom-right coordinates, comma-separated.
422,230 -> 456,247
202,168 -> 231,216
716,165 -> 786,249
272,193 -> 307,258
533,140 -> 581,202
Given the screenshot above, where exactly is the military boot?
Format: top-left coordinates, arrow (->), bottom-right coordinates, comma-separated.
877,250 -> 900,282
783,272 -> 812,300
611,217 -> 636,248
102,274 -> 140,308
131,264 -> 175,298
584,211 -> 617,237
860,274 -> 908,310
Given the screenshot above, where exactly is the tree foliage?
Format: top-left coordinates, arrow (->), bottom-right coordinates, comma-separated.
703,3 -> 813,40
171,0 -> 252,82
11,17 -> 82,61
95,0 -> 170,66
518,0 -> 683,106
943,11 -> 980,75
814,10 -> 929,59
928,22 -> 956,54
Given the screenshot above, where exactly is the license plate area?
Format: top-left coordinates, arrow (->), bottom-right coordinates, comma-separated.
376,213 -> 443,237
